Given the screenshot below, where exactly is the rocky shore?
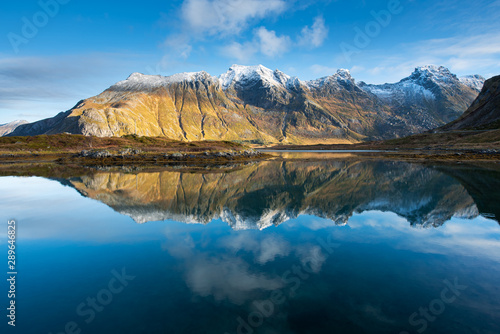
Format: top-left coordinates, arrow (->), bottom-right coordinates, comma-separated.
63,148 -> 267,165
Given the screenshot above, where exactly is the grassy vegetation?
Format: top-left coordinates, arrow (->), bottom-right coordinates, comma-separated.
2,130 -> 500,166
0,133 -> 245,154
268,129 -> 500,151
381,129 -> 500,148
0,133 -> 273,166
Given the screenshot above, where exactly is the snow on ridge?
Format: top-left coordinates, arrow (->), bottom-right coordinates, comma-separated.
358,65 -> 458,101
415,64 -> 447,73
218,64 -> 302,90
111,64 -> 481,95
360,81 -> 436,101
0,120 -> 28,127
459,75 -> 485,91
413,65 -> 453,77
361,65 -> 484,101
118,208 -> 213,225
336,68 -> 351,77
409,65 -> 457,85
452,204 -> 479,219
111,71 -> 215,90
305,69 -> 353,89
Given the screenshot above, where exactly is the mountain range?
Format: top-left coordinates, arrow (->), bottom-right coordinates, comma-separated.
7,65 -> 485,144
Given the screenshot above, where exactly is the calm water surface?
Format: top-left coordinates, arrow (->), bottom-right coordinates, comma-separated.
1,158 -> 499,334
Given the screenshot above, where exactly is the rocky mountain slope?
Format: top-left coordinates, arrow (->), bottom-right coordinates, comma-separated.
359,66 -> 482,132
0,120 -> 28,136
8,65 -> 484,144
440,75 -> 500,131
377,74 -> 500,149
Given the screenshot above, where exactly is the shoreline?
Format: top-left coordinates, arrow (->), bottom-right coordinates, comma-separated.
2,150 -> 500,178
1,133 -> 499,167
1,148 -> 500,166
261,148 -> 500,162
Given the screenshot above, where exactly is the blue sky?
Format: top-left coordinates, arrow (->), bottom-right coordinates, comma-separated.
1,0 -> 500,123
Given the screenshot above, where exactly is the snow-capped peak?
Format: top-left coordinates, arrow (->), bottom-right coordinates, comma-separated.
459,74 -> 485,91
111,64 -> 483,97
336,68 -> 351,78
306,69 -> 354,89
218,64 -> 299,90
409,65 -> 457,84
112,71 -> 214,91
415,64 -> 447,72
359,66 -> 444,102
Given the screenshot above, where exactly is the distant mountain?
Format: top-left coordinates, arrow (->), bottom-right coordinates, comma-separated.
9,65 -> 484,144
0,120 -> 28,136
459,74 -> 486,91
359,66 -> 484,132
371,73 -> 499,150
440,75 -> 500,131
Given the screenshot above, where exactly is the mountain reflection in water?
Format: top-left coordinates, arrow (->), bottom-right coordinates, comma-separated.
2,158 -> 500,334
61,160 -> 500,229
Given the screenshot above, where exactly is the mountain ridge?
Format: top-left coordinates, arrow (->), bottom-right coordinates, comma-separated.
440,75 -> 500,131
7,64 -> 485,144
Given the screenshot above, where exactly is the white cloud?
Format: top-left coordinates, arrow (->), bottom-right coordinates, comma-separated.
181,0 -> 287,36
310,64 -> 338,76
410,33 -> 500,75
0,54 -> 142,123
186,255 -> 283,303
220,233 -> 290,264
348,211 -> 500,263
295,245 -> 326,273
298,16 -> 328,48
367,66 -> 386,76
256,27 -> 291,57
350,65 -> 365,74
257,236 -> 290,264
222,26 -> 295,61
415,33 -> 500,59
353,33 -> 500,83
163,35 -> 193,59
221,41 -> 257,62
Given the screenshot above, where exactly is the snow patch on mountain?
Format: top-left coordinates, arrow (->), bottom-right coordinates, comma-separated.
305,69 -> 353,89
452,204 -> 479,219
218,64 -> 302,91
359,66 -> 485,105
110,65 -> 484,98
360,80 -> 436,102
359,66 -> 465,102
459,75 -> 485,91
0,120 -> 29,136
111,71 -> 216,91
410,65 -> 457,85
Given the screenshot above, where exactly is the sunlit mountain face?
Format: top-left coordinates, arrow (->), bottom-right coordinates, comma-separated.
59,159 -> 499,229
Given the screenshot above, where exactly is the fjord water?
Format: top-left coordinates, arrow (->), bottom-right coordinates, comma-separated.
1,159 -> 500,334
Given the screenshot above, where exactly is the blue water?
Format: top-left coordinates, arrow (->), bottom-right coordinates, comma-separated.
1,160 -> 499,334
